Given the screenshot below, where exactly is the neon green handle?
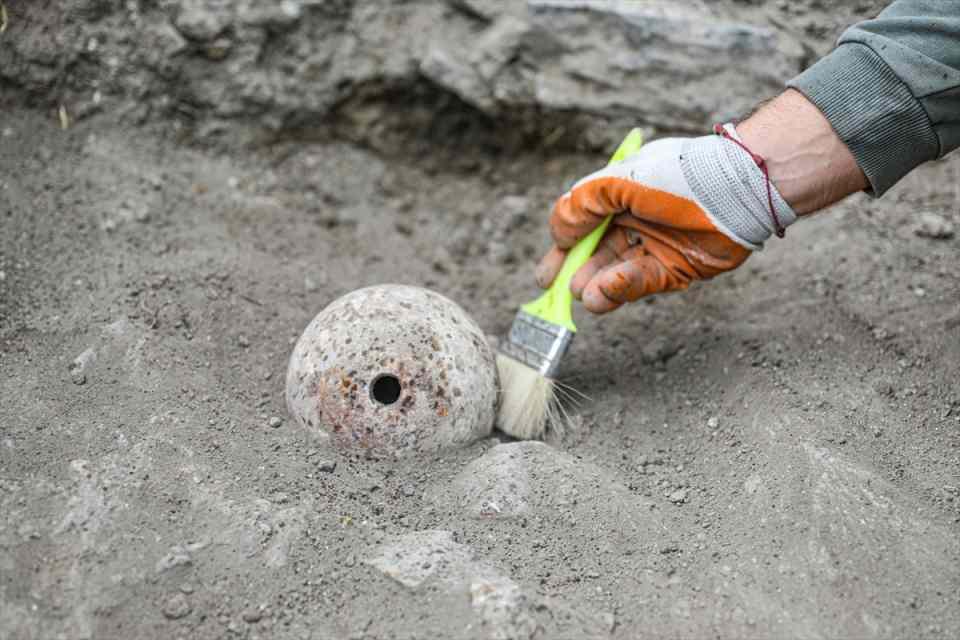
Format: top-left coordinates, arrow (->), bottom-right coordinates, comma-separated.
521,129 -> 644,332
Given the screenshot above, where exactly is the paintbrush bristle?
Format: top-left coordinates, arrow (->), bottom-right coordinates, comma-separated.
495,353 -> 557,440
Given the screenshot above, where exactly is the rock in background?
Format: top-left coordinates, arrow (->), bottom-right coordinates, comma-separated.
0,0 -> 886,151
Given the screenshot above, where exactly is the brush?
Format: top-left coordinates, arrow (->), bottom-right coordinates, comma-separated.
496,129 -> 644,439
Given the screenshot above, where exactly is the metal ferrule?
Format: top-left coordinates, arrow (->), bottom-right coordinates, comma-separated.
499,311 -> 574,378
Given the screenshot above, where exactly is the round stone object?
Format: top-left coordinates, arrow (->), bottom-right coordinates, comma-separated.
286,285 -> 499,456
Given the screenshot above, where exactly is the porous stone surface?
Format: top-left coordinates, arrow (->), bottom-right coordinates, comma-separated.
286,284 -> 498,455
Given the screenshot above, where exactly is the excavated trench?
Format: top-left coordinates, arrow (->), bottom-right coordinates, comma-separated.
4,2 -> 959,640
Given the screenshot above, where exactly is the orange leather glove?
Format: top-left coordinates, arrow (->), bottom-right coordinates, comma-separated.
535,125 -> 797,314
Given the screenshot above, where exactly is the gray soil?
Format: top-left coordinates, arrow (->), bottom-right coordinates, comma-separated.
1,1 -> 958,639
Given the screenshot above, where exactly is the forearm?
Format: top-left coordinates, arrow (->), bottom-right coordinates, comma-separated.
786,0 -> 960,196
736,90 -> 867,216
737,1 -> 960,213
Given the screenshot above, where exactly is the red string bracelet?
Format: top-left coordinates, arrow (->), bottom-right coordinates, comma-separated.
713,123 -> 786,238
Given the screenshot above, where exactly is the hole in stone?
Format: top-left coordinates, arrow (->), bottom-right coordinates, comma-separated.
370,374 -> 402,405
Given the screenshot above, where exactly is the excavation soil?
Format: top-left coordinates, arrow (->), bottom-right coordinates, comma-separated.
2,3 -> 960,639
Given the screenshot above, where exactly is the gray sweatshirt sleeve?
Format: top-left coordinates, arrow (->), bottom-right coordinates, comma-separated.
787,1 -> 960,195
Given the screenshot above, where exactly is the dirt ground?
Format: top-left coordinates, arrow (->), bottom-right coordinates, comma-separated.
2,2 -> 960,639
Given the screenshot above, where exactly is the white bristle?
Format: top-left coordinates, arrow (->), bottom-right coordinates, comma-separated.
495,354 -> 561,440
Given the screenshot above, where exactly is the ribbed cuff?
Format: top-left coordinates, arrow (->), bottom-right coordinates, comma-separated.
787,43 -> 939,196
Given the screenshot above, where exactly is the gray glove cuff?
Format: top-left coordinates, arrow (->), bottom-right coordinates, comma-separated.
680,124 -> 797,251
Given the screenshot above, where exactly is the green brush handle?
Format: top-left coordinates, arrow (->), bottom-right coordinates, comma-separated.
522,128 -> 644,332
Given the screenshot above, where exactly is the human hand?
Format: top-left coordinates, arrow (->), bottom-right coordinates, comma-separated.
535,125 -> 798,314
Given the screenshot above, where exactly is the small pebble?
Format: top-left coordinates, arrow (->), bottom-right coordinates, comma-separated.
268,416 -> 282,428
914,211 -> 955,240
668,488 -> 689,504
401,484 -> 416,497
707,416 -> 719,429
874,381 -> 895,397
640,336 -> 679,364
600,611 -> 616,632
317,460 -> 337,473
162,593 -> 192,620
242,608 -> 263,623
238,335 -> 251,348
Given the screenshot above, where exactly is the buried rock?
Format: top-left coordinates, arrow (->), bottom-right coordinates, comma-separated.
426,441 -> 658,548
914,211 -> 955,239
365,530 -> 613,639
286,285 -> 499,456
